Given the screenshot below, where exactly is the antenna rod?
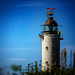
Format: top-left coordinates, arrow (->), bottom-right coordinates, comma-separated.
49,0 -> 51,8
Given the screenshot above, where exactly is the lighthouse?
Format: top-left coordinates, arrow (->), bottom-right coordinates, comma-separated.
39,8 -> 63,71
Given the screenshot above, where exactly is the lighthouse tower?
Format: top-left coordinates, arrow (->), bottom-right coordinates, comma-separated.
39,8 -> 63,71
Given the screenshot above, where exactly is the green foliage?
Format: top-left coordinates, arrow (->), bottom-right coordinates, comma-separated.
11,64 -> 20,72
34,61 -> 38,73
26,48 -> 75,75
0,68 -> 3,75
27,69 -> 75,75
10,49 -> 75,75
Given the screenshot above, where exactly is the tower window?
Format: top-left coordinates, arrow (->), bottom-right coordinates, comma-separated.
46,61 -> 48,65
46,47 -> 48,50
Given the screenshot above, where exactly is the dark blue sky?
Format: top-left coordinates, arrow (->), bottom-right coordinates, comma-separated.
0,0 -> 75,68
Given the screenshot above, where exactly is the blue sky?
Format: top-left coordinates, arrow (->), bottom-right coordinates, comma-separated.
0,0 -> 75,69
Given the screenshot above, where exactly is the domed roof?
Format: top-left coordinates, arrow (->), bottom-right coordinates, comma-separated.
44,17 -> 58,26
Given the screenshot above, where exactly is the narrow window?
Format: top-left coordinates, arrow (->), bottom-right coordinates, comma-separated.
46,47 -> 48,50
46,61 -> 48,65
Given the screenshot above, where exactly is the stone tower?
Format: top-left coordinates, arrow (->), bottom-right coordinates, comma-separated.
39,8 -> 63,71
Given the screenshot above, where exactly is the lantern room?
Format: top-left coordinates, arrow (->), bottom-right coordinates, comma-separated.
43,17 -> 58,34
42,8 -> 58,34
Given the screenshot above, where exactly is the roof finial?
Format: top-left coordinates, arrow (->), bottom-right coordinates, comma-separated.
46,8 -> 55,18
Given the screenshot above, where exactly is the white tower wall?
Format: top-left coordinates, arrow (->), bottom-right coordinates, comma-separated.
42,34 -> 60,71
